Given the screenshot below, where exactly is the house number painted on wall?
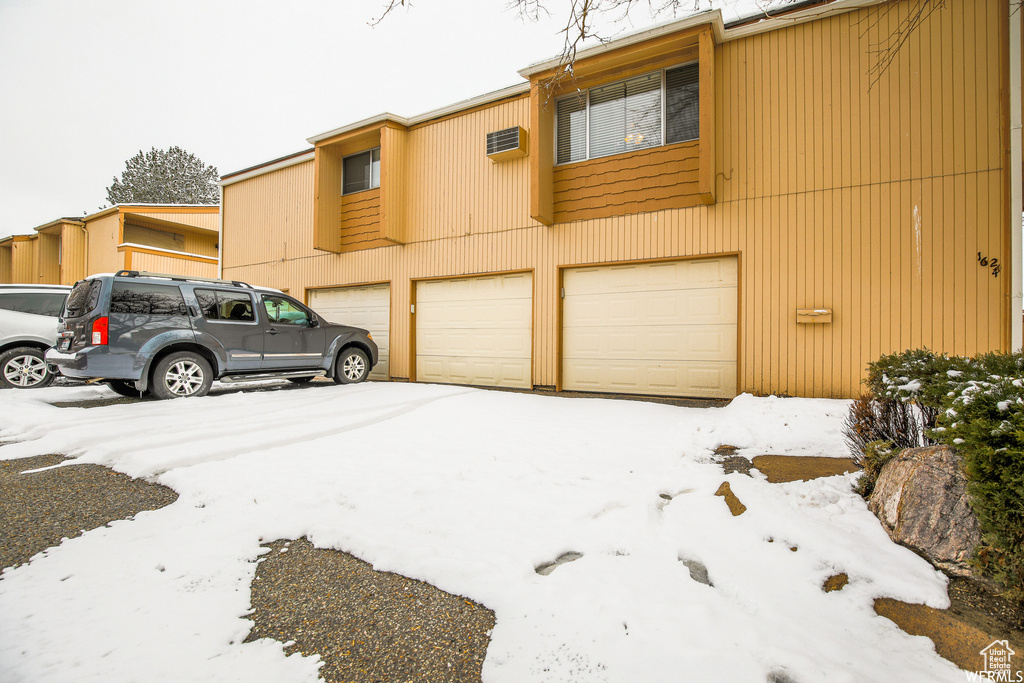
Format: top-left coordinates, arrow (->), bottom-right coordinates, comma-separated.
977,252 -> 1001,277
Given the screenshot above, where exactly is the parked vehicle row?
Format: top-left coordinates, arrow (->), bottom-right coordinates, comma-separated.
0,271 -> 378,399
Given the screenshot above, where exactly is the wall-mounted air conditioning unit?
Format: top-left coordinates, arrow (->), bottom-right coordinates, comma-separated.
486,126 -> 528,162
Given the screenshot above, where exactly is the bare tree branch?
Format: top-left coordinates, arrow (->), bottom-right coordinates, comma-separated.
369,0 -> 411,27
370,0 -> 972,97
855,0 -> 944,90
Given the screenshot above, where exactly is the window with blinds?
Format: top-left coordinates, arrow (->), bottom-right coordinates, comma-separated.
555,63 -> 699,165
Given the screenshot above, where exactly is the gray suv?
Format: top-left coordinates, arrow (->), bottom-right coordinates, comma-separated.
0,284 -> 71,389
46,271 -> 378,399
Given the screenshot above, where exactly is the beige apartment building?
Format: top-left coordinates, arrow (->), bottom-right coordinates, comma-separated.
0,205 -> 220,285
220,0 -> 1023,399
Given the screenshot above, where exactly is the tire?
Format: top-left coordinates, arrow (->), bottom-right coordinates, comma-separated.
0,347 -> 55,389
150,352 -> 213,399
105,379 -> 145,398
332,347 -> 369,385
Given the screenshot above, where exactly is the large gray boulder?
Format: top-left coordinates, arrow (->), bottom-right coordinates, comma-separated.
868,445 -> 981,576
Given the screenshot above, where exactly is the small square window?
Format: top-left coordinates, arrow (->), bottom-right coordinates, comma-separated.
342,147 -> 381,195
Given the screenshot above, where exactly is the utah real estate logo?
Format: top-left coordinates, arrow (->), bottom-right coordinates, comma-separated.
967,640 -> 1020,682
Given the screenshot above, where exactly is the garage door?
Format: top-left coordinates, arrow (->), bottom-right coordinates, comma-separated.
309,284 -> 390,380
562,257 -> 737,398
415,272 -> 532,389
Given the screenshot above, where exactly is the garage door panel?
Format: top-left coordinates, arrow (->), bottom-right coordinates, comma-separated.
417,274 -> 531,302
309,284 -> 390,381
416,300 -> 531,329
567,260 -> 737,296
565,288 -> 735,328
415,273 -> 532,389
563,325 -> 736,361
418,330 -> 530,358
416,356 -> 531,388
564,360 -> 737,398
562,258 -> 737,398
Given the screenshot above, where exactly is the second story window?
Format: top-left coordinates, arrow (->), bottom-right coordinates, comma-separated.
556,63 -> 699,165
342,147 -> 381,194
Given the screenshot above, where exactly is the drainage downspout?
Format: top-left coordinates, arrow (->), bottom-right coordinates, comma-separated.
218,184 -> 224,280
1010,0 -> 1023,350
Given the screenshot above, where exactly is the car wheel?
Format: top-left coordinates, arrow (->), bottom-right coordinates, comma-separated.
151,352 -> 213,399
333,347 -> 369,385
0,347 -> 55,389
105,379 -> 145,398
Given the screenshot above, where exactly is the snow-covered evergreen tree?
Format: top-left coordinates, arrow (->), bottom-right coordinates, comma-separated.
105,147 -> 219,205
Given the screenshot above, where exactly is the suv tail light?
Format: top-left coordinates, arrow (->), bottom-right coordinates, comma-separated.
91,316 -> 108,345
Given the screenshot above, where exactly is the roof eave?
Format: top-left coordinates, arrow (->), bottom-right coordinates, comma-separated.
305,82 -> 532,146
518,0 -> 884,78
518,9 -> 724,79
306,113 -> 410,146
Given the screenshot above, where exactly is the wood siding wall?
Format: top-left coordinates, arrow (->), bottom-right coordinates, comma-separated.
86,214 -> 122,276
35,233 -> 60,283
126,250 -> 217,278
133,210 -> 219,232
181,231 -> 218,258
223,0 -> 1008,398
405,97 -> 533,241
553,141 -> 701,222
0,246 -> 11,283
60,224 -> 86,284
10,240 -> 35,283
224,160 -> 315,291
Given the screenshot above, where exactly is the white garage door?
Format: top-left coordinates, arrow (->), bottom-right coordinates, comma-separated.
309,284 -> 390,380
415,272 -> 532,389
562,257 -> 737,398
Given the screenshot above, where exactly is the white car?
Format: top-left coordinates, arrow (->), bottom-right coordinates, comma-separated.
0,284 -> 71,388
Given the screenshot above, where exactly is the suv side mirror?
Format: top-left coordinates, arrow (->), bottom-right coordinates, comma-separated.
308,317 -> 320,328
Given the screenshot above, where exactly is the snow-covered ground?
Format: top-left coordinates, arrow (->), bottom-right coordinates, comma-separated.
0,383 -> 962,682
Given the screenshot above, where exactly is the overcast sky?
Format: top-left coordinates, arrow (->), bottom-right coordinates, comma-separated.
0,0 -> 647,237
0,0 -> 770,238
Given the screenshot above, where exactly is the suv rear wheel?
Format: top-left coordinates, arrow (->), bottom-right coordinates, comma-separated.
333,347 -> 369,385
0,347 -> 55,389
151,351 -> 213,399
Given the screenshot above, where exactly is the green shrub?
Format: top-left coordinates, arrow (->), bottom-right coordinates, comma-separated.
849,348 -> 1024,596
935,375 -> 1024,594
862,348 -> 962,426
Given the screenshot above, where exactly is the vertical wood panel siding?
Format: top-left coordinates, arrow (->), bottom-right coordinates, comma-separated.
85,214 -> 122,275
222,0 -> 1007,398
60,224 -> 87,284
11,241 -> 36,283
223,159 -> 315,292
134,211 -> 219,232
0,246 -> 11,283
405,98 -> 534,243
128,251 -> 218,278
181,231 -> 219,257
35,233 -> 60,283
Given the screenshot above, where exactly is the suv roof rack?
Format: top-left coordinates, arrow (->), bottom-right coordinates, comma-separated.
114,270 -> 253,289
0,283 -> 71,290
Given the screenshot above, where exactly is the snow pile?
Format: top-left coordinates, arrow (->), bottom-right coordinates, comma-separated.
0,384 -> 962,682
